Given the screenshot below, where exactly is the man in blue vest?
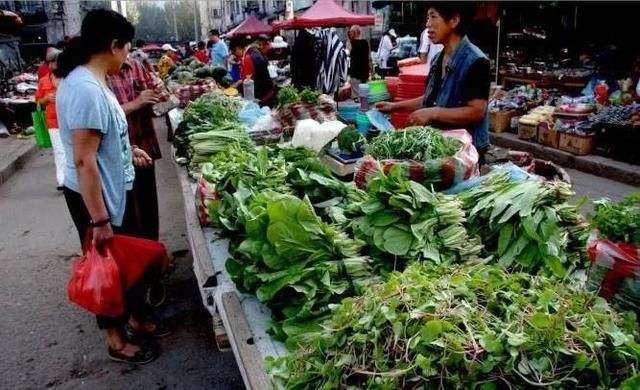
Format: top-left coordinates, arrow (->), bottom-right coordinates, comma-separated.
377,3 -> 490,162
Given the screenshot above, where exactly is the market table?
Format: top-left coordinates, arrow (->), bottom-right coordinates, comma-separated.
174,154 -> 285,390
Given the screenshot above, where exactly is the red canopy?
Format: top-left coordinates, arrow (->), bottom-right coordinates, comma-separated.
224,16 -> 273,38
273,0 -> 375,29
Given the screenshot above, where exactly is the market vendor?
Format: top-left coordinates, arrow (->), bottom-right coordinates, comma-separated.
230,38 -> 275,106
377,3 -> 491,162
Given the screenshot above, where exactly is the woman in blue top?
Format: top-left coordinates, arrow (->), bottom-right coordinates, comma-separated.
55,9 -> 162,364
377,3 -> 491,163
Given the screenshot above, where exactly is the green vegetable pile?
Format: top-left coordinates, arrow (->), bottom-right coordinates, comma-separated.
277,85 -> 300,106
268,261 -> 640,389
366,126 -> 462,162
226,192 -> 378,341
591,194 -> 640,244
336,125 -> 365,154
460,172 -> 589,277
350,166 -> 483,266
182,91 -> 244,128
300,88 -> 320,104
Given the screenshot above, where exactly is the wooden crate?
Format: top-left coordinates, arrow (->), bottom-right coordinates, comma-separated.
558,132 -> 595,155
537,122 -> 559,148
490,110 -> 515,133
518,122 -> 538,141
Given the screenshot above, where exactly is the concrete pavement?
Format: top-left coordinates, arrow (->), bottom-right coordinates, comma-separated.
0,134 -> 243,389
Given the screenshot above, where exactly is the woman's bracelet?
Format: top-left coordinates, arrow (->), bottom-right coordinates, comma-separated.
90,217 -> 111,227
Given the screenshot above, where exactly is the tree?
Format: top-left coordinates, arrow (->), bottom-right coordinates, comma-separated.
135,3 -> 171,42
164,0 -> 199,42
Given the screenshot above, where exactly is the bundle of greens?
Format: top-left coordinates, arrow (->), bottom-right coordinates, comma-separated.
277,85 -> 300,106
186,122 -> 253,175
182,91 -> 244,128
268,261 -> 640,389
349,166 -> 483,268
226,192 -> 378,341
300,88 -> 320,104
336,125 -> 365,154
591,194 -> 640,244
459,172 -> 588,277
366,126 -> 461,162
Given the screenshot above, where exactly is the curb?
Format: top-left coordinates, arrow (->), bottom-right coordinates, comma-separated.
490,132 -> 640,186
0,142 -> 39,186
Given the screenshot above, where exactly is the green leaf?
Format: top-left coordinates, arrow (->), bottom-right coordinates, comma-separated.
382,226 -> 413,256
497,224 -> 513,255
506,331 -> 527,347
368,211 -> 401,227
421,320 -> 445,342
529,312 -> 551,329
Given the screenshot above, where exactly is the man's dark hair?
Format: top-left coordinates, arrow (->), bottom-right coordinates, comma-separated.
55,9 -> 135,77
428,2 -> 473,35
229,37 -> 247,52
209,29 -> 220,36
197,41 -> 205,49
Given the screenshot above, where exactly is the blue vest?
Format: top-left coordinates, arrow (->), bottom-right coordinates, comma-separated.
423,36 -> 490,149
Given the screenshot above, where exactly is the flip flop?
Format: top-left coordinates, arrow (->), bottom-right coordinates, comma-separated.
108,344 -> 157,365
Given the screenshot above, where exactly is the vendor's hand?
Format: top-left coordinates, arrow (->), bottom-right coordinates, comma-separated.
407,107 -> 438,126
92,224 -> 113,252
132,147 -> 152,168
136,89 -> 160,108
376,101 -> 395,113
47,92 -> 56,104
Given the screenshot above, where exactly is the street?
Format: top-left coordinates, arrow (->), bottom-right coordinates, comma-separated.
0,128 -> 243,389
0,132 -> 637,389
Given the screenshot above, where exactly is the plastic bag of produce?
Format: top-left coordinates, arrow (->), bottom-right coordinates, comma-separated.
354,129 -> 479,190
68,244 -> 124,316
238,101 -> 271,127
586,233 -> 640,312
195,177 -> 221,226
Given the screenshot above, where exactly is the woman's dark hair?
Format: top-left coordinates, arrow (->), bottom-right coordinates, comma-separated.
197,41 -> 206,49
55,9 -> 135,78
229,38 -> 247,52
428,2 -> 473,35
206,40 -> 213,49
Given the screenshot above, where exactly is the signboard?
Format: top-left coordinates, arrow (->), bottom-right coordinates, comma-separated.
374,11 -> 384,32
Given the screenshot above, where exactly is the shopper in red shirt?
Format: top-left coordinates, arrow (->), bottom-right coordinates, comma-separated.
193,41 -> 209,64
230,38 -> 275,106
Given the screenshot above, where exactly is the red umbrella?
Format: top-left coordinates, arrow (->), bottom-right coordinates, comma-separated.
224,16 -> 273,38
273,0 -> 375,30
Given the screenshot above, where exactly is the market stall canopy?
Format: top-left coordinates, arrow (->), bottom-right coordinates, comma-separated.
224,16 -> 273,38
273,0 -> 375,29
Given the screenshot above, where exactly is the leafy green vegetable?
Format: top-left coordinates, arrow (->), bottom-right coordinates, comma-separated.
366,126 -> 461,162
268,261 -> 640,389
300,88 -> 320,104
226,192 -> 378,341
336,125 -> 365,154
349,165 -> 483,267
590,194 -> 640,244
459,172 -> 589,276
277,85 -> 300,106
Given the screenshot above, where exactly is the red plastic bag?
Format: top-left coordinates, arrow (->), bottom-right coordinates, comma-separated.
107,235 -> 169,289
195,177 -> 220,227
586,232 -> 640,311
67,245 -> 125,316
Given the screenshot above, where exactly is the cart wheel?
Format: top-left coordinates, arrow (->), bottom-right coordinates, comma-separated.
145,281 -> 167,307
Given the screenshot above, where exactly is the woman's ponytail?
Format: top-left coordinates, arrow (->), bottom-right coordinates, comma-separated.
54,37 -> 89,78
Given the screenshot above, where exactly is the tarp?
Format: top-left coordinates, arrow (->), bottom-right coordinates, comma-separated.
224,16 -> 273,38
273,0 -> 375,29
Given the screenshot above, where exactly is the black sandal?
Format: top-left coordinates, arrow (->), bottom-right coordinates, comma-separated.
108,344 -> 158,365
125,322 -> 172,341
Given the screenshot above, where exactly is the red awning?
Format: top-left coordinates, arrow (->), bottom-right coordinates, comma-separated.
225,16 -> 273,38
273,0 -> 375,30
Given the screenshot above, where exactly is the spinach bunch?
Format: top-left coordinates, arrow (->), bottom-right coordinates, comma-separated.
350,166 -> 483,267
366,126 -> 462,162
182,91 -> 244,128
277,85 -> 300,106
336,125 -> 365,154
226,192 -> 378,341
268,261 -> 640,389
591,194 -> 640,244
300,88 -> 320,104
460,172 -> 589,277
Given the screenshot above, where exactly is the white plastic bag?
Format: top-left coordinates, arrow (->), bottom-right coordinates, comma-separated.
291,119 -> 345,152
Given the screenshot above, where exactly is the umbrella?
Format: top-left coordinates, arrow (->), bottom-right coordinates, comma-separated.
224,16 -> 273,38
273,0 -> 375,30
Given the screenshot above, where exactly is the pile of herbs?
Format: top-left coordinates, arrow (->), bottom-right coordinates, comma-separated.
300,88 -> 320,104
348,166 -> 483,268
336,125 -> 365,154
226,192 -> 378,341
366,126 -> 461,162
268,261 -> 640,389
590,194 -> 640,244
277,85 -> 300,106
459,172 -> 588,277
